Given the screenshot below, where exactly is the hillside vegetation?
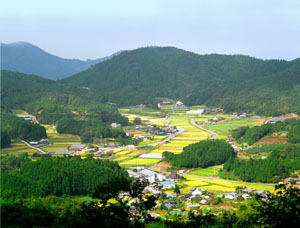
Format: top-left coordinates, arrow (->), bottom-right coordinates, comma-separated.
1,156 -> 131,198
163,140 -> 235,168
1,71 -> 131,144
222,145 -> 300,183
60,47 -> 300,115
1,110 -> 47,148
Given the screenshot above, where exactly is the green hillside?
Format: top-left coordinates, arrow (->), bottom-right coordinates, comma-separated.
1,70 -> 130,144
60,47 -> 300,115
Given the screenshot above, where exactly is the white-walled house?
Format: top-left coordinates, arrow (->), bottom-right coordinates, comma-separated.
138,169 -> 164,183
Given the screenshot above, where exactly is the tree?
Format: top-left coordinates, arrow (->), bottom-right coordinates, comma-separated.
133,117 -> 142,125
253,184 -> 300,227
174,184 -> 181,194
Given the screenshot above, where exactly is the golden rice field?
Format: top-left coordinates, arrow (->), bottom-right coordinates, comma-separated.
120,158 -> 161,165
1,141 -> 38,155
179,175 -> 275,194
42,125 -> 81,152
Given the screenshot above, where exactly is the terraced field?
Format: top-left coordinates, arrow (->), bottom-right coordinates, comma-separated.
205,117 -> 264,136
42,125 -> 81,152
1,141 -> 38,155
189,165 -> 223,176
179,175 -> 275,194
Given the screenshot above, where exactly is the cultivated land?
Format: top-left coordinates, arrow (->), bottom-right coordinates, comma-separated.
4,106 -> 272,194
116,105 -> 273,193
42,125 -> 81,152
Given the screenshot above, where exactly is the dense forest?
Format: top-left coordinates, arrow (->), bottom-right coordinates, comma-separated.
222,145 -> 300,182
1,156 -> 131,198
163,140 -> 235,168
60,47 -> 300,115
231,119 -> 300,145
1,184 -> 299,228
1,110 -> 47,148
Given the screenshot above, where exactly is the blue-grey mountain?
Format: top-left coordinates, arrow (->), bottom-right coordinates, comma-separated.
1,41 -> 121,80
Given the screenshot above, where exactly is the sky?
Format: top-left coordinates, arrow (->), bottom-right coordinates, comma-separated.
1,0 -> 299,60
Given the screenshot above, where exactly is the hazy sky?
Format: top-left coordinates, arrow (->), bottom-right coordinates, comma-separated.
1,0 -> 299,60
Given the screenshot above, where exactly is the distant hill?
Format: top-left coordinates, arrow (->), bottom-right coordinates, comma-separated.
60,47 -> 300,115
1,42 -> 122,80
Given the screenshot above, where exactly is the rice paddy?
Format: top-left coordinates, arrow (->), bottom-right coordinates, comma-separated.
1,141 -> 38,155
42,125 -> 81,152
189,165 -> 223,176
179,175 -> 274,194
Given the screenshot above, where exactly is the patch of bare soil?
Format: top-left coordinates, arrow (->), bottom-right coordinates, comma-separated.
256,136 -> 287,145
153,161 -> 171,172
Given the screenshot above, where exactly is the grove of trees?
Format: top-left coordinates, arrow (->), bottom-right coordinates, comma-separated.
163,140 -> 235,168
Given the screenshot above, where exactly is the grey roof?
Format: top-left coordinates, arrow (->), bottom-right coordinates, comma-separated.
139,154 -> 162,159
127,170 -> 140,177
69,144 -> 86,150
48,149 -> 72,155
138,169 -> 156,177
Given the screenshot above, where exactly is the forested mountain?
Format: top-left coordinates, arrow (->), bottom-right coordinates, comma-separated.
1,42 -> 121,79
1,71 -> 130,144
60,47 -> 300,115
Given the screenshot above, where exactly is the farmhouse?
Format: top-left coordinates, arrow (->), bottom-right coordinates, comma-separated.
160,181 -> 176,189
139,154 -> 163,159
265,116 -> 298,124
167,172 -> 182,179
174,101 -> 187,109
111,123 -> 122,128
190,188 -> 205,196
136,124 -> 153,129
94,150 -> 105,157
127,170 -> 141,178
139,169 -> 164,183
48,149 -> 72,155
224,192 -> 238,200
69,144 -> 87,152
186,109 -> 204,115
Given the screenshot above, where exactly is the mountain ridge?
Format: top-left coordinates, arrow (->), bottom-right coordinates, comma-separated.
59,46 -> 300,115
0,41 -> 122,80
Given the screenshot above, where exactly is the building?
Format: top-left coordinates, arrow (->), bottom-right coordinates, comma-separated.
139,154 -> 163,159
174,101 -> 187,109
160,181 -> 176,189
167,172 -> 182,179
111,123 -> 121,128
48,149 -> 72,155
224,192 -> 238,200
69,144 -> 87,152
190,188 -> 205,196
107,143 -> 119,148
265,116 -> 298,124
186,109 -> 204,115
94,150 -> 105,157
139,169 -> 164,183
127,170 -> 142,178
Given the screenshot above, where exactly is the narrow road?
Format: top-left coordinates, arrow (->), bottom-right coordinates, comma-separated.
190,118 -> 218,139
184,173 -> 275,187
164,114 -> 170,126
21,140 -> 46,154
